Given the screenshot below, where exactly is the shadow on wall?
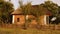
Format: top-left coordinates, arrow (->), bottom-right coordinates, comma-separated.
49,16 -> 60,24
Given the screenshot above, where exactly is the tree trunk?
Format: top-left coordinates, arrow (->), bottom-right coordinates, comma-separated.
23,15 -> 28,29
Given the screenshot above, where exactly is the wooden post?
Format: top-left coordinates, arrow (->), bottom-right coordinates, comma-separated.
12,15 -> 15,24
44,15 -> 47,25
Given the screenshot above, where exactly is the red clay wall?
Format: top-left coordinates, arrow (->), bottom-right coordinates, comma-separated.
13,15 -> 48,25
39,15 -> 49,25
13,15 -> 25,25
39,15 -> 45,25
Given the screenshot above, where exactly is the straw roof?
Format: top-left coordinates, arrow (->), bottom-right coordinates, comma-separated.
11,8 -> 23,15
11,5 -> 52,16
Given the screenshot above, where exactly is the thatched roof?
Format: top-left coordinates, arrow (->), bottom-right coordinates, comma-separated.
11,5 -> 52,16
11,8 -> 23,15
31,5 -> 52,16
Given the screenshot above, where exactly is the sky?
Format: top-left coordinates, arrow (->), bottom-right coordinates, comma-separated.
6,0 -> 60,10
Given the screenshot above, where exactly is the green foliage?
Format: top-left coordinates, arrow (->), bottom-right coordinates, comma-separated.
0,0 -> 14,23
40,1 -> 59,17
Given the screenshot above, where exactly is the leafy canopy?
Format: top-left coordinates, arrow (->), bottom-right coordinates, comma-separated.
0,0 -> 14,23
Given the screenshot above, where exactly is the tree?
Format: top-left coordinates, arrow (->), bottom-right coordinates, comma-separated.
40,1 -> 59,17
40,1 -> 59,24
0,0 -> 14,23
22,2 -> 32,29
19,0 -> 32,29
30,5 -> 49,26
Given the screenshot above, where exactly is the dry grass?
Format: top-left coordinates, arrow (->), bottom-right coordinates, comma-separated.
0,24 -> 60,34
0,27 -> 60,34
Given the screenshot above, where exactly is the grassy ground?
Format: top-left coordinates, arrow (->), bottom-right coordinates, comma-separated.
0,28 -> 60,34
